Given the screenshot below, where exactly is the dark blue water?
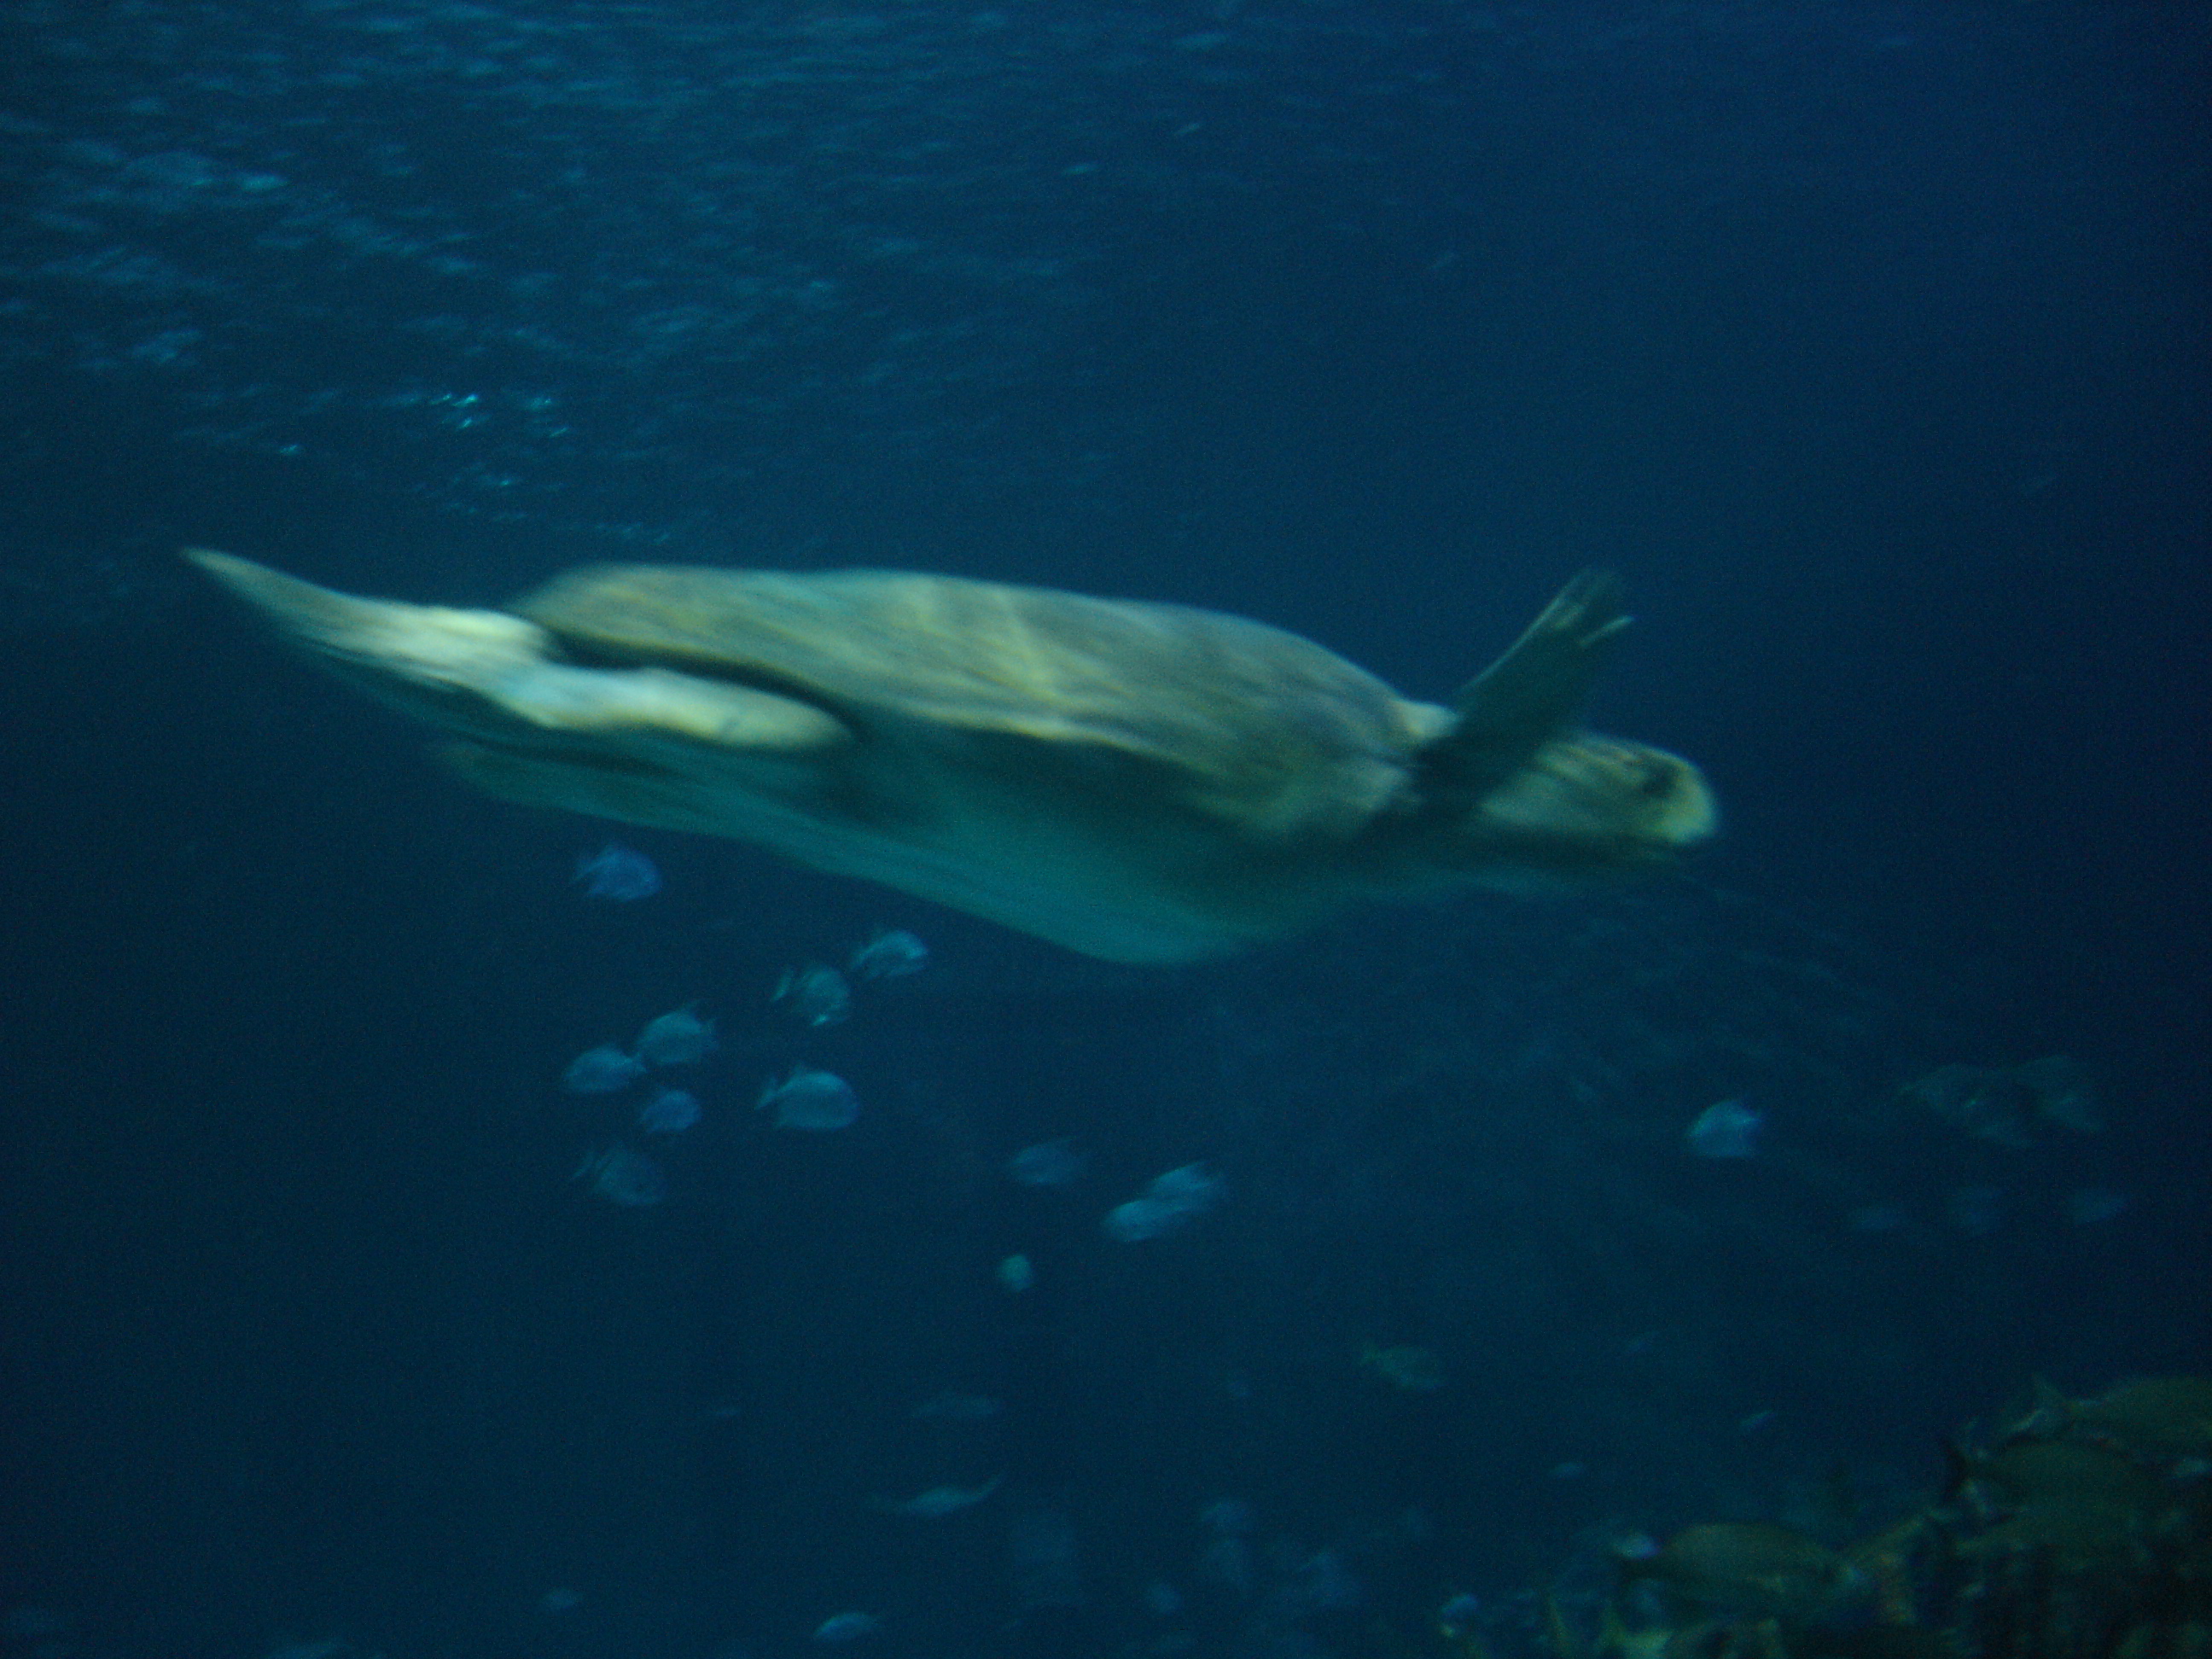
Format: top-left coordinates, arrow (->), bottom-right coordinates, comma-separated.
2,3 -> 2205,1656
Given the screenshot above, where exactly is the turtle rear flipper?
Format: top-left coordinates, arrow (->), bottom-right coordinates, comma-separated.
185,548 -> 848,753
1420,569 -> 1630,806
186,547 -> 552,696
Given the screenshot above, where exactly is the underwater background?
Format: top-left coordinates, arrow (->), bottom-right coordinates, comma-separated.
0,3 -> 2206,1656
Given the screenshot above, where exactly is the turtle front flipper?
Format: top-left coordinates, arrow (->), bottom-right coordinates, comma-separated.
1418,569 -> 1632,806
184,549 -> 850,753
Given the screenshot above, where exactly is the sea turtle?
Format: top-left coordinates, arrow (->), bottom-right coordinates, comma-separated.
184,550 -> 1714,963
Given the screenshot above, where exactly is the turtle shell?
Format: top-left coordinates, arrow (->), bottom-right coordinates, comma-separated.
510,565 -> 1440,841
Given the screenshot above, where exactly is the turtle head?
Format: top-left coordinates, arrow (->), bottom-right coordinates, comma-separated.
1433,731 -> 1716,888
1400,571 -> 1716,886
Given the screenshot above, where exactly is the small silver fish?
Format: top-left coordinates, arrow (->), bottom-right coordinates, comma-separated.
849,928 -> 930,979
1686,1097 -> 1761,1158
562,1045 -> 645,1094
870,1476 -> 1003,1518
636,1003 -> 716,1065
1103,1197 -> 1190,1243
773,963 -> 852,1027
637,1087 -> 701,1135
1103,1161 -> 1225,1241
573,841 -> 661,900
573,1144 -> 667,1207
1144,1162 -> 1224,1208
758,1066 -> 859,1131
